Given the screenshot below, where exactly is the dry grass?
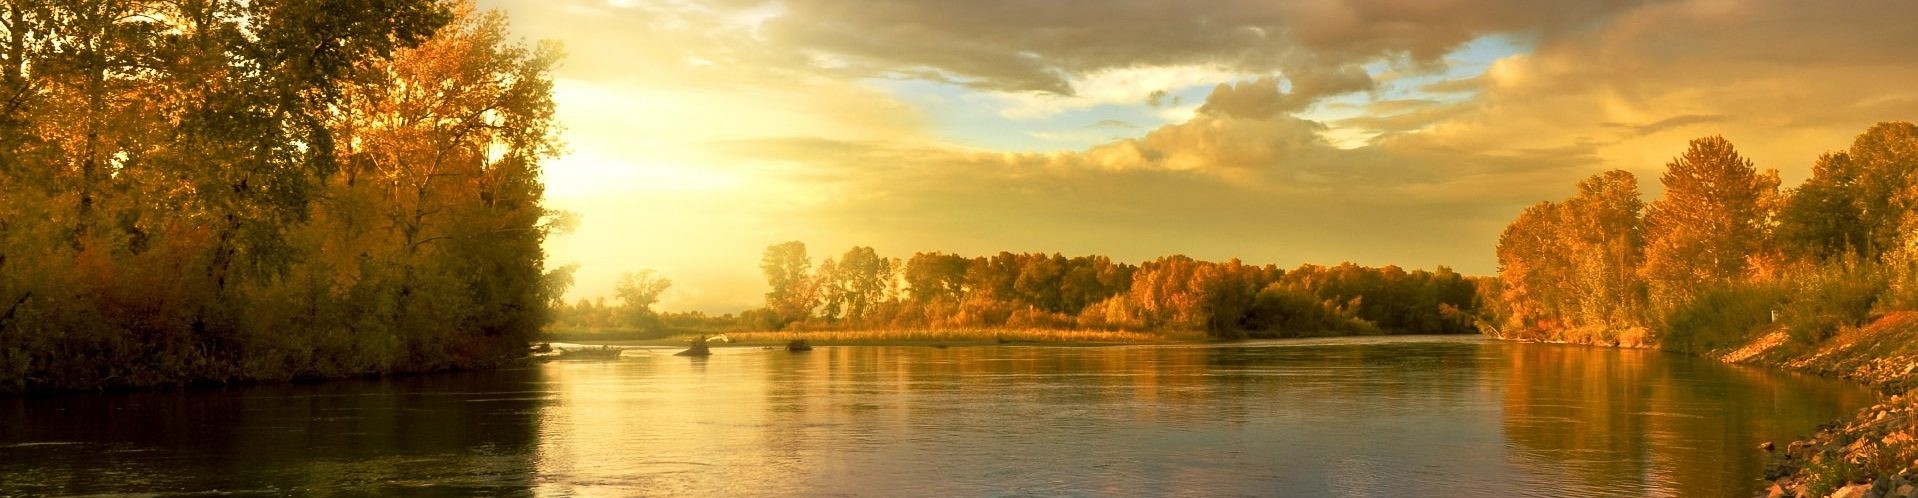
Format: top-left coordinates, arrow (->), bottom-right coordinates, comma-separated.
696,328 -> 1206,345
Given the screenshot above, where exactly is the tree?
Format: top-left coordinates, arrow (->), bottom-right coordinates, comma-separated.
0,1 -> 562,390
827,246 -> 889,322
1496,201 -> 1574,335
1848,122 -> 1918,259
904,252 -> 968,302
1562,170 -> 1648,327
614,270 -> 672,329
1778,152 -> 1866,261
759,241 -> 814,327
1640,136 -> 1781,312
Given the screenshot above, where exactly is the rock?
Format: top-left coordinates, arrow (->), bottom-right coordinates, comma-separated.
1832,483 -> 1871,498
1763,441 -> 1777,452
1895,484 -> 1914,498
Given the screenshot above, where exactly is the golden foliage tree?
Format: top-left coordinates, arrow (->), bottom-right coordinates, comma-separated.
1640,136 -> 1781,313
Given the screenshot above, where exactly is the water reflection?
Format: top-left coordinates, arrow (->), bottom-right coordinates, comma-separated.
1499,344 -> 1874,496
0,337 -> 1879,497
0,369 -> 546,496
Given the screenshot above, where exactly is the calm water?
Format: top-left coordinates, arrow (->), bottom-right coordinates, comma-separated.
0,336 -> 1878,497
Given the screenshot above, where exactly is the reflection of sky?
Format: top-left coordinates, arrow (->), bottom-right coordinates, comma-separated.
0,339 -> 1876,496
516,339 -> 1873,497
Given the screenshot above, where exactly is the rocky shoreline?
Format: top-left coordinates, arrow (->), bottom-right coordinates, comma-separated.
1725,312 -> 1918,498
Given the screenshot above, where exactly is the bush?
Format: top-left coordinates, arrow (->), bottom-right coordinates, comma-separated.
1778,258 -> 1883,344
1660,283 -> 1788,354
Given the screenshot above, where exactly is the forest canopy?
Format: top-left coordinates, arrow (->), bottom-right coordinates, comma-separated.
0,0 -> 564,391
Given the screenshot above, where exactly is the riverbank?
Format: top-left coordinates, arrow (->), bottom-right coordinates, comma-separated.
1500,313 -> 1918,497
555,328 -> 1214,348
1723,312 -> 1918,498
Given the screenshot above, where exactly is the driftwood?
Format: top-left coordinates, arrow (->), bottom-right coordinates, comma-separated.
675,335 -> 712,357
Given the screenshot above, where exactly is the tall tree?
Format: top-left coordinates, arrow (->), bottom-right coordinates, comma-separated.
1496,201 -> 1573,335
1847,122 -> 1918,259
1640,136 -> 1781,312
829,246 -> 889,322
759,241 -> 813,327
1562,170 -> 1648,327
1778,152 -> 1866,261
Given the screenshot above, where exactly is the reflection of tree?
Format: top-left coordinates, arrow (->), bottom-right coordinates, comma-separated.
1501,345 -> 1657,492
0,370 -> 544,496
1499,345 -> 1876,496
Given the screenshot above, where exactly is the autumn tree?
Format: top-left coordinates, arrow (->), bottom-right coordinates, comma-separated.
1778,152 -> 1867,261
0,1 -> 560,391
817,246 -> 890,322
1562,170 -> 1648,327
759,241 -> 814,327
1848,122 -> 1918,259
1640,136 -> 1781,312
1496,202 -> 1574,336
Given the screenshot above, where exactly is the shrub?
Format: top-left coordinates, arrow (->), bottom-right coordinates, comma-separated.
1660,282 -> 1787,354
1778,258 -> 1883,344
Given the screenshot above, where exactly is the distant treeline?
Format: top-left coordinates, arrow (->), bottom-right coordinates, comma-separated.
552,242 -> 1489,338
0,1 -> 563,391
1491,121 -> 1918,352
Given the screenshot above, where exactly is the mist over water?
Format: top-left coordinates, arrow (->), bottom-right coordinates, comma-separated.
0,336 -> 1876,496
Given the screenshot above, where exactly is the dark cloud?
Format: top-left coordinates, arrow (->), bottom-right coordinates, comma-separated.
747,0 -> 1655,99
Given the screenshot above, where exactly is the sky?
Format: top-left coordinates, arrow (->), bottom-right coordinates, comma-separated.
473,0 -> 1918,313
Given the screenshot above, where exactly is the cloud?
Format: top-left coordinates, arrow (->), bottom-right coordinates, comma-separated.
479,0 -> 1918,311
688,0 -> 1655,102
1394,0 -> 1918,185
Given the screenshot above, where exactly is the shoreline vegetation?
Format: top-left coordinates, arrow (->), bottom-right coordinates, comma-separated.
0,1 -> 563,393
1487,122 -> 1918,498
549,244 -> 1492,343
556,328 -> 1215,348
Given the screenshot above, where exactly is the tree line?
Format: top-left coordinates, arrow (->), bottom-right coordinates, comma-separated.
0,0 -> 563,391
553,242 -> 1489,338
755,243 -> 1486,338
1492,121 -> 1918,352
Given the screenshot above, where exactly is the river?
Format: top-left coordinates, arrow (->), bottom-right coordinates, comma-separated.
0,335 -> 1878,497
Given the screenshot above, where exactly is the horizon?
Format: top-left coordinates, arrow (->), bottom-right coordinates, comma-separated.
490,0 -> 1918,313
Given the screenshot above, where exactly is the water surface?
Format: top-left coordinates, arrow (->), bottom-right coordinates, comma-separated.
0,336 -> 1877,496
